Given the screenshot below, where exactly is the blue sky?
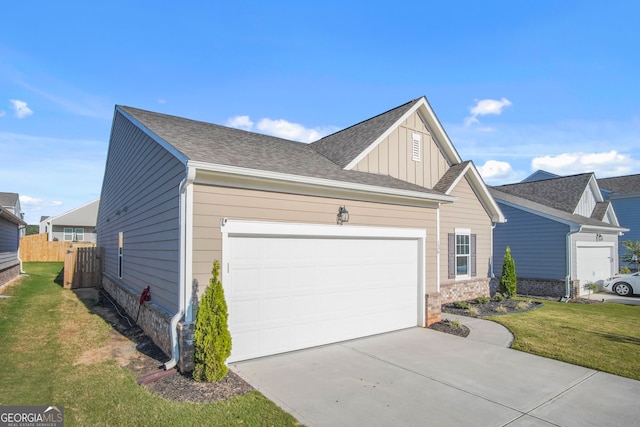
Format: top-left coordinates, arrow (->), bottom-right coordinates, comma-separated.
2,1 -> 639,224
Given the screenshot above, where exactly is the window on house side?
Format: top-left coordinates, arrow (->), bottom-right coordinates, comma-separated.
63,228 -> 73,241
456,233 -> 470,277
412,133 -> 421,162
75,228 -> 84,241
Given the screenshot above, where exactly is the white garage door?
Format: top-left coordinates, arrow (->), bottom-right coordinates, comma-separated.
576,245 -> 613,296
221,221 -> 425,362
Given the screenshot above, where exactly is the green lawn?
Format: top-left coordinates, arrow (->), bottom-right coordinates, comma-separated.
487,297 -> 640,381
0,263 -> 300,427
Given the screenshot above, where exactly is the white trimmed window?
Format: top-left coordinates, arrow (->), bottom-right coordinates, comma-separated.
448,229 -> 477,279
412,133 -> 422,162
63,228 -> 73,241
75,228 -> 84,241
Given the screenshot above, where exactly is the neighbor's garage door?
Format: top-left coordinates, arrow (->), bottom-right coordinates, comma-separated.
222,221 -> 425,362
576,245 -> 613,296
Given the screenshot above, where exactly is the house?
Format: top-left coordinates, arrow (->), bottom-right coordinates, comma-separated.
0,196 -> 26,286
39,199 -> 99,243
0,192 -> 25,237
97,96 -> 505,371
596,174 -> 640,270
490,173 -> 627,298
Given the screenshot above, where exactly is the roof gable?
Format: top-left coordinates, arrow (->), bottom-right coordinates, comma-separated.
44,199 -> 100,227
492,173 -> 595,214
490,187 -> 626,232
116,106 -> 454,205
310,96 -> 463,170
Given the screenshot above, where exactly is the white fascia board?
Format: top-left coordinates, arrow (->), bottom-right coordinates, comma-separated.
221,219 -> 427,240
445,163 -> 505,223
116,106 -> 189,165
588,175 -> 605,202
417,98 -> 463,164
496,199 -> 628,233
189,161 -> 455,207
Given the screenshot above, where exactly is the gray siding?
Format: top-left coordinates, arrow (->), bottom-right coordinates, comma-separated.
51,225 -> 97,243
97,110 -> 186,313
493,203 -> 568,280
0,217 -> 19,267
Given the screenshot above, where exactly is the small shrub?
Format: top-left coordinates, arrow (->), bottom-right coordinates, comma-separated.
495,305 -> 508,313
449,319 -> 462,329
493,293 -> 504,302
620,265 -> 631,274
499,247 -> 517,298
515,300 -> 531,311
467,306 -> 479,316
193,260 -> 232,382
453,301 -> 470,309
475,296 -> 490,304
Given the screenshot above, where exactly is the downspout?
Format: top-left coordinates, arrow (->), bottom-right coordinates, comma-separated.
490,223 -> 497,278
435,205 -> 440,293
164,165 -> 196,370
563,226 -> 582,302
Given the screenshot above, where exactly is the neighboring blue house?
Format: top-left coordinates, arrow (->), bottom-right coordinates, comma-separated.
0,196 -> 26,287
597,174 -> 640,270
490,173 -> 627,298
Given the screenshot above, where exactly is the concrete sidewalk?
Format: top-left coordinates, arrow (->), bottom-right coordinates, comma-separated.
233,326 -> 640,427
442,312 -> 514,347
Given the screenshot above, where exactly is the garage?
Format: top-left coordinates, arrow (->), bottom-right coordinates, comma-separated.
221,220 -> 426,362
576,244 -> 614,296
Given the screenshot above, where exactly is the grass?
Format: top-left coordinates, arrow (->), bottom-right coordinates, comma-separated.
487,297 -> 640,381
0,263 -> 300,427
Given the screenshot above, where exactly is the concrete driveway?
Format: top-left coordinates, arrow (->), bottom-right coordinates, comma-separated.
232,327 -> 640,427
596,291 -> 640,306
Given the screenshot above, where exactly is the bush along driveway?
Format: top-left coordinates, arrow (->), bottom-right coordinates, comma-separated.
0,262 -> 300,427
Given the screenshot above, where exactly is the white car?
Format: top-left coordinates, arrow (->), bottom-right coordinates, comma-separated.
603,273 -> 639,296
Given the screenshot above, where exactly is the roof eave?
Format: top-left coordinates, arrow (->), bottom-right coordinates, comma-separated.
188,160 -> 456,207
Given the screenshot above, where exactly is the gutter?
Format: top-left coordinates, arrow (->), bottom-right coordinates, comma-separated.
563,226 -> 582,302
164,165 -> 196,370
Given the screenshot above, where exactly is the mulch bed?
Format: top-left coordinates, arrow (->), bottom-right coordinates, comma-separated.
428,319 -> 470,337
89,288 -> 253,402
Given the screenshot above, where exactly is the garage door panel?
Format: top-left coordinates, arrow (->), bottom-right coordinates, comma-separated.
225,229 -> 423,362
576,245 -> 613,296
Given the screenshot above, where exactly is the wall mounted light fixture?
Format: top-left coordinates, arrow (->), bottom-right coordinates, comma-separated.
596,233 -> 603,242
337,206 -> 349,225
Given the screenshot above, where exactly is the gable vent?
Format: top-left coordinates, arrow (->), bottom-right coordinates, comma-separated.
412,133 -> 422,162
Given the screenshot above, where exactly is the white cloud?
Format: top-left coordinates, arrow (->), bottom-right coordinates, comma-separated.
226,115 -> 254,131
157,99 -> 167,104
0,110 -> 5,117
477,160 -> 518,184
257,118 -> 325,143
531,150 -> 634,177
10,99 -> 33,118
19,195 -> 63,208
226,115 -> 337,143
464,97 -> 512,127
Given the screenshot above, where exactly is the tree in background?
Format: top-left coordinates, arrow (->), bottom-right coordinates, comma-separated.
193,260 -> 232,382
620,240 -> 640,272
499,247 -> 517,298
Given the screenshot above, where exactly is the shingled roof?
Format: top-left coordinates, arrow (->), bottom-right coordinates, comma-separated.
0,192 -> 19,208
310,98 -> 422,168
489,187 -> 625,231
119,105 -> 450,199
598,174 -> 640,194
491,173 -> 594,214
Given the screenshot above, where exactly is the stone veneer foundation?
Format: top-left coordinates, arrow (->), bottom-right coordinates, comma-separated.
516,278 -> 580,298
101,274 -> 195,372
0,261 -> 21,287
439,278 -> 491,305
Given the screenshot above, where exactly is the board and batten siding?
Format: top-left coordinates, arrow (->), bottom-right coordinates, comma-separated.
0,217 -> 19,268
353,111 -> 449,188
191,184 -> 438,297
97,111 -> 186,313
493,203 -> 568,280
439,177 -> 493,284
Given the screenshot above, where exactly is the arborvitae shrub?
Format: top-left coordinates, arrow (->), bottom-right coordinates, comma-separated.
193,260 -> 232,382
499,247 -> 517,298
